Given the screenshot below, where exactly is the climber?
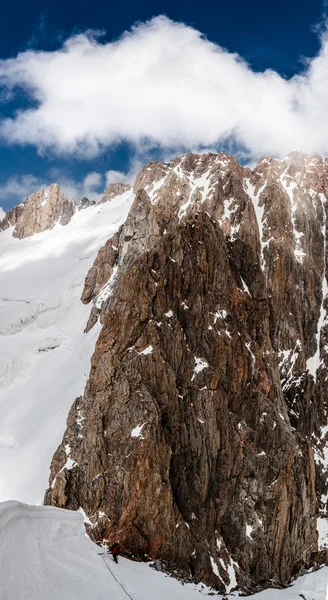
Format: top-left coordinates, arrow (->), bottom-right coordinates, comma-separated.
107,542 -> 120,563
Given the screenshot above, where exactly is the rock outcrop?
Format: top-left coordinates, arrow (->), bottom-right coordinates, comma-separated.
0,183 -> 75,238
78,197 -> 96,210
45,151 -> 328,594
100,182 -> 131,204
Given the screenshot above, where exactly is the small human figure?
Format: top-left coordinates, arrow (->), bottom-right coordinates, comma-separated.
108,542 -> 120,563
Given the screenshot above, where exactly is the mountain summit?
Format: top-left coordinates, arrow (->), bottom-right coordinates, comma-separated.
0,183 -> 76,238
39,151 -> 328,594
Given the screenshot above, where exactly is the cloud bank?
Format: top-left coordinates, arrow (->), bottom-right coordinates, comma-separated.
1,16 -> 328,158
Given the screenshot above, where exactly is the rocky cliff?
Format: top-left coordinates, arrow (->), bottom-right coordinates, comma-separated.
44,151 -> 328,594
100,182 -> 131,204
0,183 -> 75,238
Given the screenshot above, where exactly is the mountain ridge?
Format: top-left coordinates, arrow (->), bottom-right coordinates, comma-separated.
40,150 -> 328,593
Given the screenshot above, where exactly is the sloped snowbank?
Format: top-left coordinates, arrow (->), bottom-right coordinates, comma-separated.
1,501 -> 328,600
249,571 -> 328,600
0,501 -> 211,600
0,191 -> 134,504
0,501 -> 114,600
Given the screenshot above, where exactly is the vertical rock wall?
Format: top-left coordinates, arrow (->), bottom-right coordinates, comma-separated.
45,152 -> 328,593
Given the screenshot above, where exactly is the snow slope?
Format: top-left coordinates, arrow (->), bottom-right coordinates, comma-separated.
0,501 -> 213,600
0,191 -> 134,504
1,500 -> 328,600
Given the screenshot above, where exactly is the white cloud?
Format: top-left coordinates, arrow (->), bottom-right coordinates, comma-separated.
0,175 -> 47,208
58,171 -> 104,202
0,207 -> 5,220
106,170 -> 132,185
105,157 -> 145,186
1,16 -> 328,158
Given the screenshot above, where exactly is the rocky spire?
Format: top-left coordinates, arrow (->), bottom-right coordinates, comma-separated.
0,183 -> 76,238
100,182 -> 131,204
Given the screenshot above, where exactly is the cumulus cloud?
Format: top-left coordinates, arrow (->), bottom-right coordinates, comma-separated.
1,16 -> 328,157
0,174 -> 47,207
105,157 -> 146,186
58,171 -> 105,202
106,170 -> 132,186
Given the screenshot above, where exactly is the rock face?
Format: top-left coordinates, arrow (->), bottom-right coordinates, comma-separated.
100,182 -> 131,204
0,184 -> 75,238
45,151 -> 328,594
78,197 -> 96,210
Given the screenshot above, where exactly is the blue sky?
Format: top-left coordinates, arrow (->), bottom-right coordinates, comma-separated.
0,0 -> 326,210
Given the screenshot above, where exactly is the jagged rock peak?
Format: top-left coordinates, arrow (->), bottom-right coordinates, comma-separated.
100,182 -> 131,204
45,149 -> 328,594
0,183 -> 76,239
78,197 -> 96,211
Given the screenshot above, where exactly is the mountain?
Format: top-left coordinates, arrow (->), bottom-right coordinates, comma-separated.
0,183 -> 76,238
1,151 -> 328,595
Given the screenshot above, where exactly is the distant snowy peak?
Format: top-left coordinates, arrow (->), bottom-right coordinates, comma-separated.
0,183 -> 75,239
0,180 -> 133,239
100,182 -> 131,204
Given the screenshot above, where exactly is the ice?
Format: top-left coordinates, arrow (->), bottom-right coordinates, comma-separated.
280,175 -> 306,264
219,197 -> 241,239
41,187 -> 50,207
240,277 -> 251,296
210,555 -> 221,577
213,309 -> 227,322
318,517 -> 328,549
218,554 -> 239,594
307,194 -> 328,381
246,524 -> 254,539
244,179 -> 267,269
193,171 -> 215,203
131,423 -> 147,438
178,167 -> 215,220
78,506 -> 93,526
95,265 -> 118,309
279,340 -> 302,390
0,501 -> 113,600
191,357 -> 209,381
139,345 -> 153,355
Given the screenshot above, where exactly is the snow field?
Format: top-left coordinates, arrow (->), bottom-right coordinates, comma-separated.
1,501 -> 328,600
0,191 -> 134,503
